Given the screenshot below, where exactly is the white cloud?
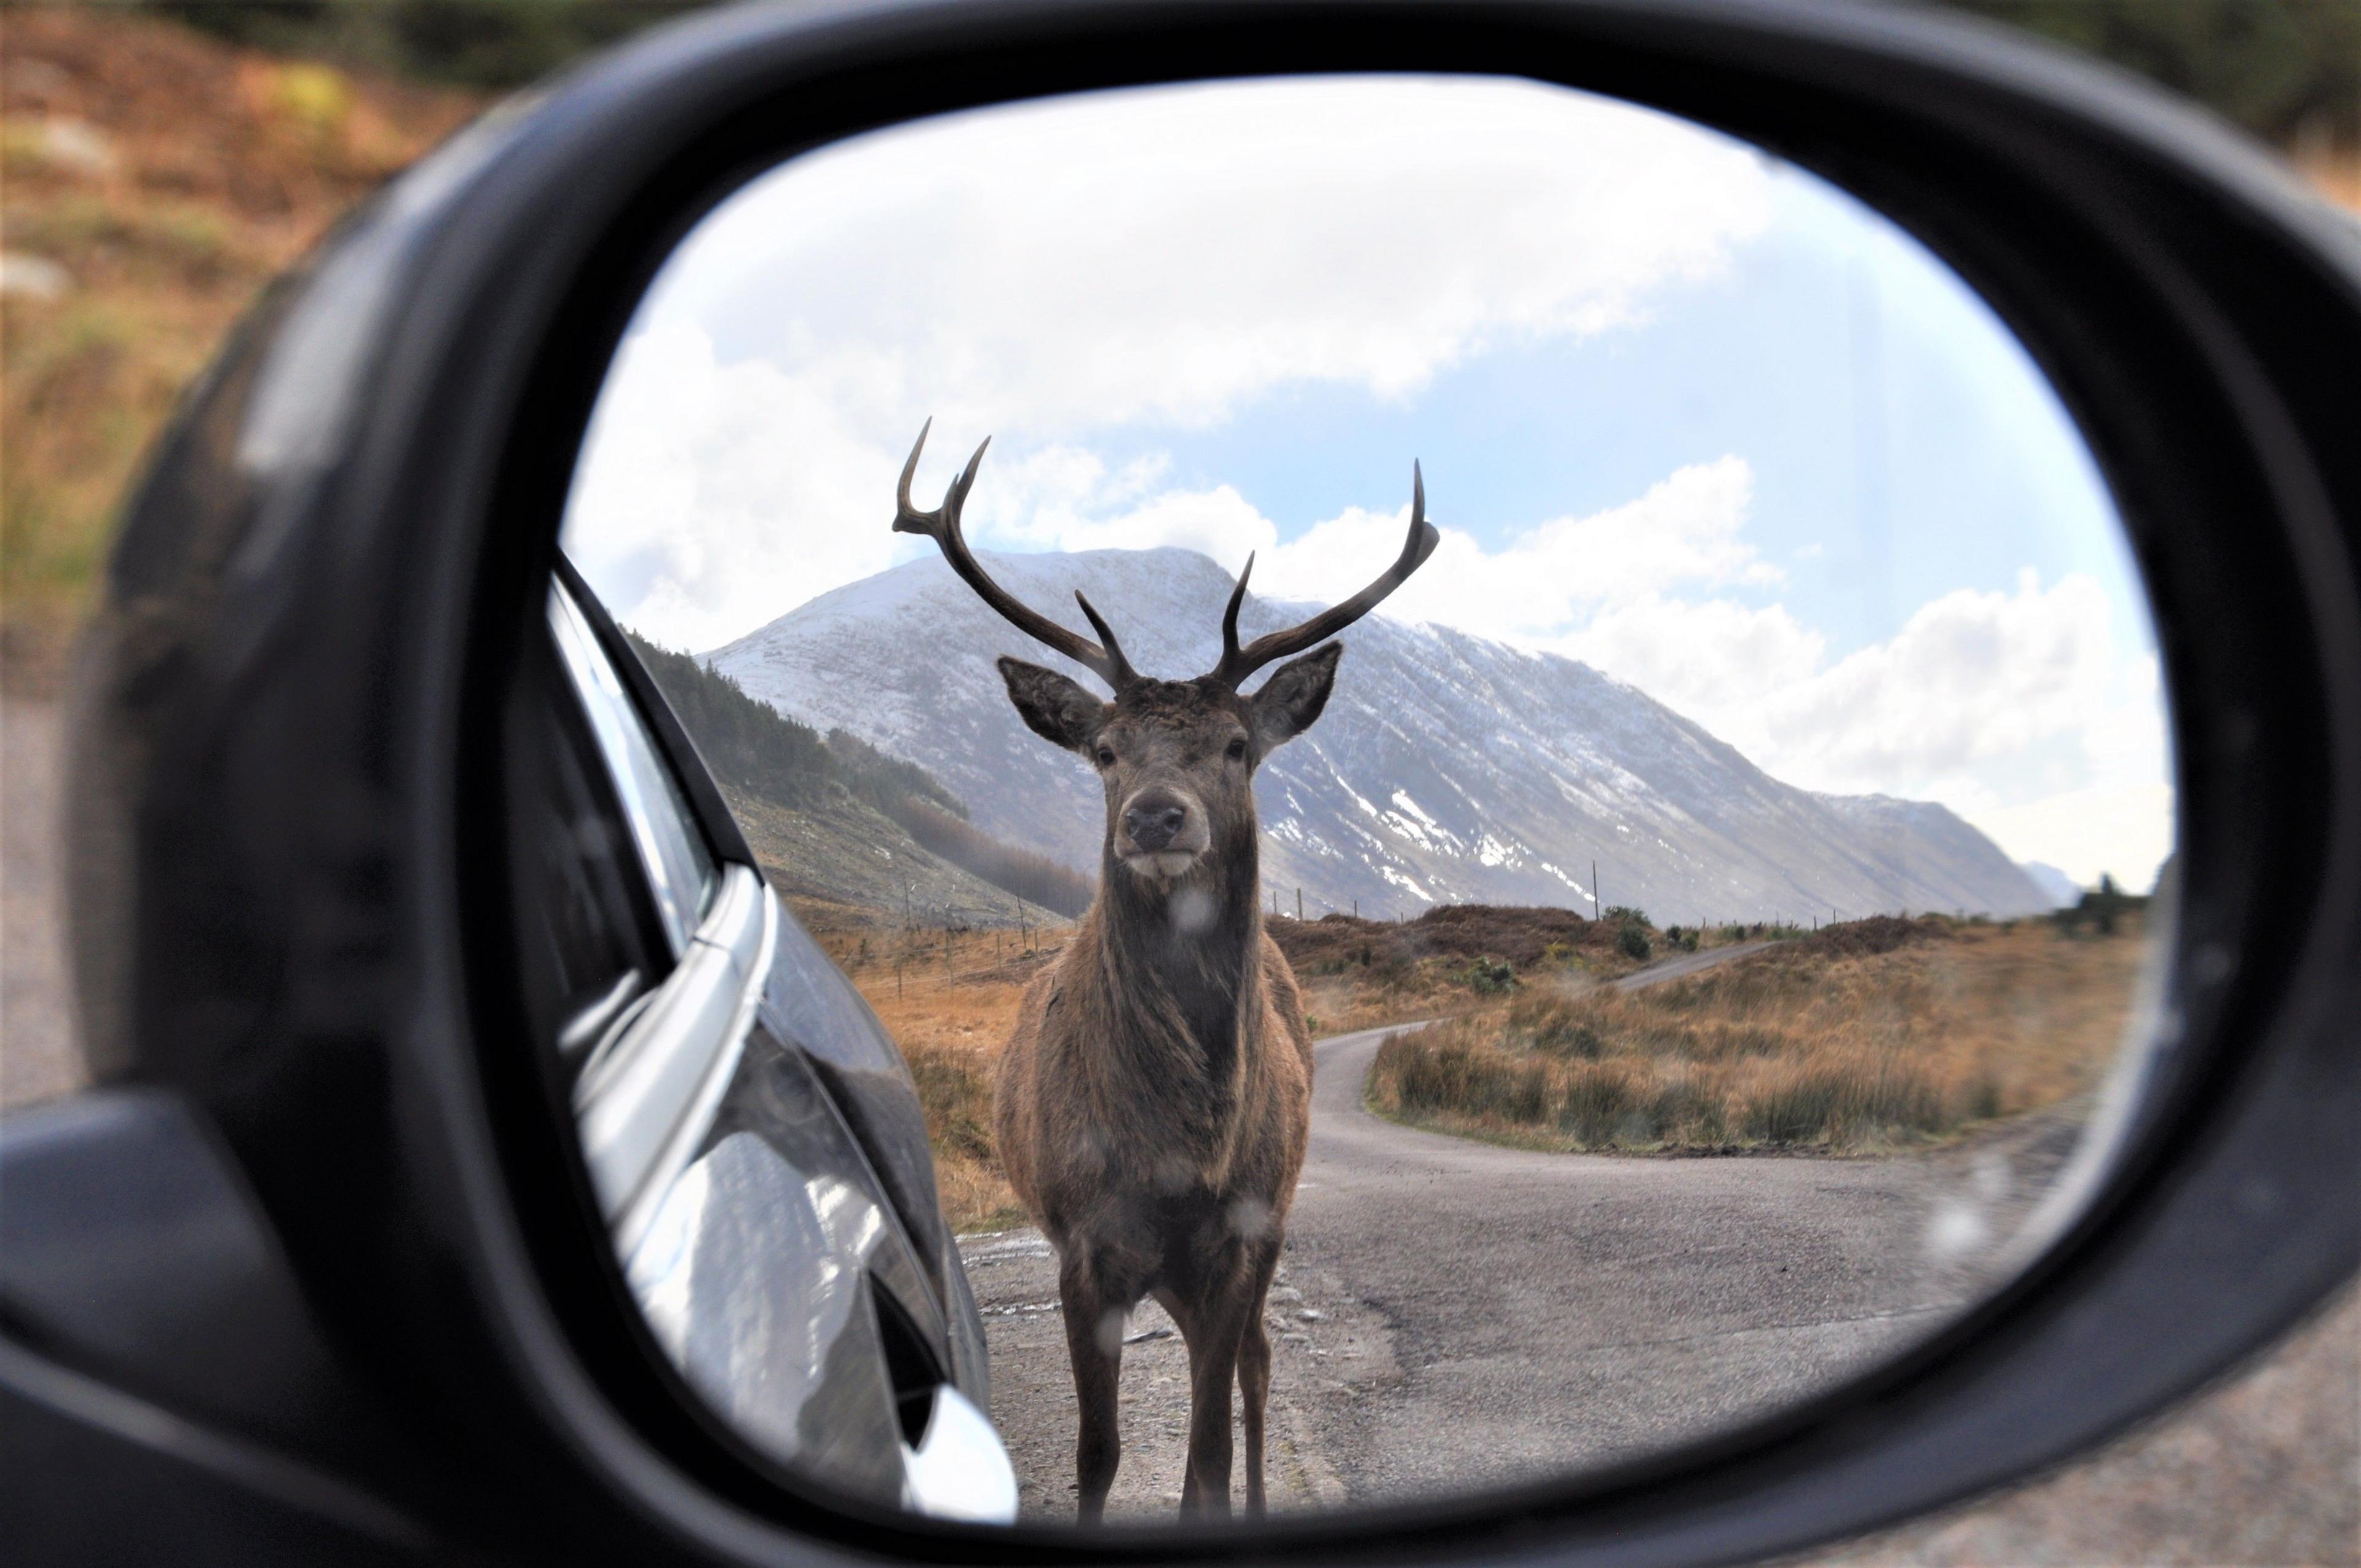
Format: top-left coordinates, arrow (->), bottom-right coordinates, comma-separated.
1960,783 -> 2175,893
1234,457 -> 1774,638
1552,594 -> 1827,720
1584,566 -> 2173,887
563,323 -> 909,654
657,76 -> 1773,438
564,76 -> 1773,649
1758,570 -> 2123,789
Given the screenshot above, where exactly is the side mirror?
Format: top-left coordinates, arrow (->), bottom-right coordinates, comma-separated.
10,2 -> 2355,1564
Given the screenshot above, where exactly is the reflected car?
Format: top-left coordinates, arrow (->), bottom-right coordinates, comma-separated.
519,558 -> 1016,1522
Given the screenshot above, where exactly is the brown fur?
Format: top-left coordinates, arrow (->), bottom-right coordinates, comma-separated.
992,668 -> 1330,1521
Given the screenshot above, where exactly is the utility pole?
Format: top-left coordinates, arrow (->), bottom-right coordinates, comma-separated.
1592,859 -> 1601,919
1296,887 -> 1303,922
1351,898 -> 1358,919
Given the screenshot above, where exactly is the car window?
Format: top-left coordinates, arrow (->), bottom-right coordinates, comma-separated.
520,686 -> 660,1065
547,579 -> 718,956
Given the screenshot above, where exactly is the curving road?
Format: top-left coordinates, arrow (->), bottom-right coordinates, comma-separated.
965,947 -> 2064,1521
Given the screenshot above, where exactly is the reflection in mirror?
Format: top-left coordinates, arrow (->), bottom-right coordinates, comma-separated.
545,74 -> 2173,1526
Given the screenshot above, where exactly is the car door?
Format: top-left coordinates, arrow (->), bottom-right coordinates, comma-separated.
512,561 -> 1012,1521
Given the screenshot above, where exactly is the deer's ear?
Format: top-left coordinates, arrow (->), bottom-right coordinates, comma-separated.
1248,643 -> 1342,753
999,657 -> 1105,753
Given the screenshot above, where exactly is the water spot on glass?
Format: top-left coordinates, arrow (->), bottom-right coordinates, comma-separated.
1229,1195 -> 1273,1238
1170,886 -> 1216,935
1926,1200 -> 1990,1259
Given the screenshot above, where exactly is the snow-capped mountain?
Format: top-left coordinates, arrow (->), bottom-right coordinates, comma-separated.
705,547 -> 2051,924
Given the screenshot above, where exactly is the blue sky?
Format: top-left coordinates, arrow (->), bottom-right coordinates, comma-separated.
1058,176 -> 2149,672
563,75 -> 2171,887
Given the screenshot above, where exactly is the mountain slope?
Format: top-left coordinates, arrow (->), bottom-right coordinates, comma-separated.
707,547 -> 2050,924
627,628 -> 1093,917
2018,861 -> 2085,909
721,785 -> 1068,929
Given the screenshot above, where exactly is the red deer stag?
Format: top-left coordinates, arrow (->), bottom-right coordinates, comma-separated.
891,420 -> 1437,1521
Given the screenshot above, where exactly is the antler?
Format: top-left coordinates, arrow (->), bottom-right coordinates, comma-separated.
1209,461 -> 1439,689
892,419 -> 1137,691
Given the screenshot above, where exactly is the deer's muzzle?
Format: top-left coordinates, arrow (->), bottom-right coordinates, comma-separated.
1117,788 -> 1209,876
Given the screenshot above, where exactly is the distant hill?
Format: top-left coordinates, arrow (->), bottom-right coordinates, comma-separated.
2018,861 -> 2085,909
706,547 -> 2053,925
624,631 -> 1094,918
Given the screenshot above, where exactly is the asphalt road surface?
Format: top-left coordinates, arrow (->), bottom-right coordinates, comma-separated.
965,949 -> 2058,1521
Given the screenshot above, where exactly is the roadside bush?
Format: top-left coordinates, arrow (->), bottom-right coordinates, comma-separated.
1618,923 -> 1652,962
1458,956 -> 1516,994
1743,1059 -> 1947,1146
1557,1062 -> 1637,1144
1525,1012 -> 1604,1060
1649,1075 -> 1728,1145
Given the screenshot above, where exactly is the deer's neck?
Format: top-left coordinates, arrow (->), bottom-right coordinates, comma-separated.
1094,844 -> 1264,1074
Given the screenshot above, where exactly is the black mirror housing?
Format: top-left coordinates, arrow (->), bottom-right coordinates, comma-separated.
14,2 -> 2357,1564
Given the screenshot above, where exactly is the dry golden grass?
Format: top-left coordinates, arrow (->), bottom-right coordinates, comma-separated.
1271,905 -> 1755,1032
793,898 -> 1076,1232
1369,914 -> 2152,1154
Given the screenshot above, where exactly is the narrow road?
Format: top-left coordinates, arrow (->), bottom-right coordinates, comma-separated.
967,941 -> 2035,1521
1,697 -> 82,1111
1615,938 -> 1769,989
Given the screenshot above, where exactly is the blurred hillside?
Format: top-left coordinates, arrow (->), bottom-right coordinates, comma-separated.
2,1 -> 2355,694
130,0 -> 2361,149
1,7 -> 483,692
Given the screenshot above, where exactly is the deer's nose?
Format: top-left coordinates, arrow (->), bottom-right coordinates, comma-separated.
1123,797 -> 1191,852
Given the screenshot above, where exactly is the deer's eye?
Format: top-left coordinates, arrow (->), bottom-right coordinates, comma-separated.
1096,745 -> 1117,769
1226,737 -> 1249,762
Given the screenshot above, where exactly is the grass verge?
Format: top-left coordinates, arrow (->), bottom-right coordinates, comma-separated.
1367,914 -> 2148,1155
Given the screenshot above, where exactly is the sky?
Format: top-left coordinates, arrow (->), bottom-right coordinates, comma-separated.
561,74 -> 2172,892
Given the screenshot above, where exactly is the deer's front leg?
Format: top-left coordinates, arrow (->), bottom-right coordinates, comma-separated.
1059,1259 -> 1126,1525
1236,1237 -> 1283,1516
1177,1255 -> 1260,1519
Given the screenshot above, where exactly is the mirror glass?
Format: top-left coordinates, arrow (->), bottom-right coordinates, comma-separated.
544,74 -> 2173,1526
